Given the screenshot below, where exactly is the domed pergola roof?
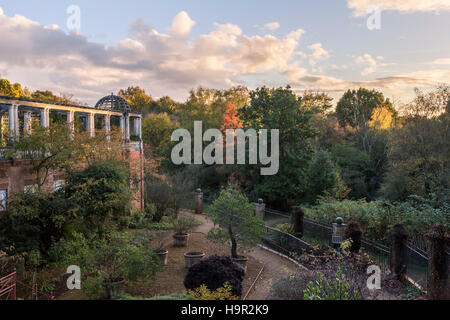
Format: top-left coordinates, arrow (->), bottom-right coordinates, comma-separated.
95,93 -> 131,113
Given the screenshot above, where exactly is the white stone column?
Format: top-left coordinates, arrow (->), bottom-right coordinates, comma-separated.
67,110 -> 75,139
40,108 -> 49,128
133,117 -> 139,137
13,105 -> 19,137
88,113 -> 95,138
138,117 -> 142,140
8,105 -> 15,140
125,114 -> 130,141
24,111 -> 33,135
104,114 -> 111,141
120,116 -> 125,139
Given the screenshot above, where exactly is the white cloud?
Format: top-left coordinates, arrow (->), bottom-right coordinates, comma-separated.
168,11 -> 196,38
356,53 -> 378,75
0,8 -> 447,104
347,0 -> 450,17
264,22 -> 280,31
430,58 -> 450,65
0,9 -> 309,102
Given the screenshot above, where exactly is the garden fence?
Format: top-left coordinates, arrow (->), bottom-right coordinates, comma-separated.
197,196 -> 434,291
262,206 -> 431,290
404,241 -> 429,289
261,225 -> 310,257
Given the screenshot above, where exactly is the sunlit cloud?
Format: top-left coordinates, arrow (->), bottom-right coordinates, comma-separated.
347,0 -> 450,17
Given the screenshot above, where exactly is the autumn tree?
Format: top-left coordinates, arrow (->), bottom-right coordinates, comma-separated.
220,103 -> 242,132
336,88 -> 396,154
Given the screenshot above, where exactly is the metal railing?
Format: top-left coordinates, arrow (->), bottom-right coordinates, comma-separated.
196,197 -> 433,290
360,238 -> 391,276
404,241 -> 429,289
262,225 -> 310,257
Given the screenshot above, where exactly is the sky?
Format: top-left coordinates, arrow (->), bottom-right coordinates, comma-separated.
0,0 -> 449,106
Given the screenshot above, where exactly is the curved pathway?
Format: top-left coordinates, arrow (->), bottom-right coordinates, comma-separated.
182,210 -> 300,300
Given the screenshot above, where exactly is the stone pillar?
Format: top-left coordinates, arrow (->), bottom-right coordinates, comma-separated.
389,223 -> 409,280
120,116 -> 125,139
344,221 -> 363,253
24,111 -> 33,135
88,113 -> 95,138
125,114 -> 130,141
291,206 -> 304,237
426,224 -> 449,300
67,110 -> 75,136
40,108 -> 49,128
255,199 -> 265,219
138,117 -> 142,140
133,117 -> 139,137
104,114 -> 111,141
13,105 -> 19,137
195,188 -> 203,214
8,105 -> 15,140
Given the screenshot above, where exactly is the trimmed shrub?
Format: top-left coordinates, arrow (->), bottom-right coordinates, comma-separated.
184,255 -> 244,297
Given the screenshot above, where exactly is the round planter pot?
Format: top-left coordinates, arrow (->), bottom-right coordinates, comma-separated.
232,256 -> 248,273
156,250 -> 168,266
102,278 -> 126,300
173,234 -> 189,247
184,252 -> 205,269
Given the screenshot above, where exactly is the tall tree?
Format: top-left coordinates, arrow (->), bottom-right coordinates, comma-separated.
238,86 -> 318,208
336,88 -> 395,154
119,86 -> 154,115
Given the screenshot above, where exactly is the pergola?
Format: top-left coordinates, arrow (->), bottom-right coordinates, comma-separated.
0,93 -> 142,142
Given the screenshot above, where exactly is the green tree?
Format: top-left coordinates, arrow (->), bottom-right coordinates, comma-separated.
382,86 -> 450,201
207,186 -> 266,258
142,113 -> 177,159
8,123 -> 76,191
64,160 -> 133,236
305,150 -> 349,203
119,86 -> 154,115
238,86 -> 317,208
336,88 -> 395,154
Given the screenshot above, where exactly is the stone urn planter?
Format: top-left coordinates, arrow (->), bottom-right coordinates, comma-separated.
102,278 -> 126,300
173,234 -> 189,247
184,252 -> 205,269
156,249 -> 168,266
232,256 -> 248,273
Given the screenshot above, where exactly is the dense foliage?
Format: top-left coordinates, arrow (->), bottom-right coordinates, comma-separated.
305,197 -> 449,245
184,255 -> 245,297
206,186 -> 266,258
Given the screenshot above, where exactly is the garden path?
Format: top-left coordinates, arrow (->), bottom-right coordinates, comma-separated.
181,210 -> 300,300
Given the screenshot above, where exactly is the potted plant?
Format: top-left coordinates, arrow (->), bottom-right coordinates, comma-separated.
153,240 -> 168,266
184,252 -> 205,268
206,186 -> 267,272
172,216 -> 199,247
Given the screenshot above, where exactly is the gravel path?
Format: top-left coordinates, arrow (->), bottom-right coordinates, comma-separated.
182,210 -> 301,300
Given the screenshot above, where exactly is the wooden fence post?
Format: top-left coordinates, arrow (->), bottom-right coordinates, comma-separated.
291,206 -> 304,237
195,188 -> 203,214
389,223 -> 408,280
426,224 -> 449,300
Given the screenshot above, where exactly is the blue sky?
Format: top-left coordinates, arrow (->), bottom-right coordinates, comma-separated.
0,0 -> 449,105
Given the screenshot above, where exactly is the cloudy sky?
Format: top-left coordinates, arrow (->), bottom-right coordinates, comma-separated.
0,0 -> 449,105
